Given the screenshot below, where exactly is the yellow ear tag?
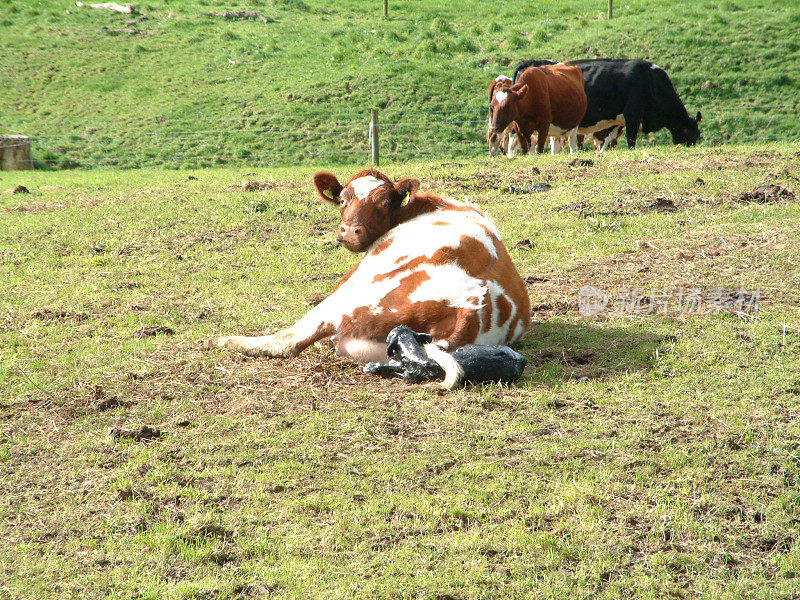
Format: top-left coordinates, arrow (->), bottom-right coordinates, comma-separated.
322,189 -> 334,199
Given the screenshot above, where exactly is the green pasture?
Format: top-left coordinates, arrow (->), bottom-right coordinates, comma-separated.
1,145 -> 800,598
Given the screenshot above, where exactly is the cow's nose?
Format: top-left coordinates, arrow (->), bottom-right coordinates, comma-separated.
339,224 -> 364,238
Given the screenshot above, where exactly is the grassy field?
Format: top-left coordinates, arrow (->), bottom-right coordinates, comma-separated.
1,0 -> 800,167
2,144 -> 800,598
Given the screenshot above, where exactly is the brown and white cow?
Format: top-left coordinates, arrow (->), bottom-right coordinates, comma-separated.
489,64 -> 587,155
203,169 -> 531,387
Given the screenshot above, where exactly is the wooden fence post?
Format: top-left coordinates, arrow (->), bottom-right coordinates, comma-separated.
383,0 -> 388,18
369,108 -> 380,166
608,0 -> 613,19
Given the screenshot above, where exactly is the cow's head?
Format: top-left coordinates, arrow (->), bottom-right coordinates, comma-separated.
673,111 -> 702,146
312,169 -> 420,253
487,116 -> 504,156
490,83 -> 527,134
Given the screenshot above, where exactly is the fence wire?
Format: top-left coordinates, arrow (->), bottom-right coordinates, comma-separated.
5,101 -> 799,169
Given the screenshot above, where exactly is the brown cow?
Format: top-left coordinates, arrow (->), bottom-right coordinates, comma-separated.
489,64 -> 587,155
203,169 -> 531,387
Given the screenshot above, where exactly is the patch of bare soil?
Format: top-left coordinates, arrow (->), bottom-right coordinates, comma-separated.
3,201 -> 65,214
110,425 -> 162,441
568,158 -> 594,168
178,227 -> 263,249
133,326 -> 175,338
649,196 -> 677,212
556,193 -> 683,217
59,344 -> 433,420
735,183 -> 795,203
549,227 -> 799,315
32,308 -> 88,322
428,166 -> 549,196
225,179 -> 297,192
202,10 -> 273,23
741,150 -> 786,168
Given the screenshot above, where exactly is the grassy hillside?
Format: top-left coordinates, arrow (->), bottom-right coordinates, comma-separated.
1,0 -> 799,168
2,145 -> 800,598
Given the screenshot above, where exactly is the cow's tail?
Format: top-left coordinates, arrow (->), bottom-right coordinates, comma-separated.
424,343 -> 464,389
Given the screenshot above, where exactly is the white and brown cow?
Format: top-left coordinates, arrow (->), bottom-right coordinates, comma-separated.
203,169 -> 531,387
489,64 -> 587,155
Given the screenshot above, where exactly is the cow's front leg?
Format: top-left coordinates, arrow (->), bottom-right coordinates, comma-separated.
534,124 -> 549,154
202,302 -> 338,358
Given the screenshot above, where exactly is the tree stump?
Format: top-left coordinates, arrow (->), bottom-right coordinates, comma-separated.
0,136 -> 33,170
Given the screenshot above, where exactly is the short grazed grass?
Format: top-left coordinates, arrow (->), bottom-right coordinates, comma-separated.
2,144 -> 800,599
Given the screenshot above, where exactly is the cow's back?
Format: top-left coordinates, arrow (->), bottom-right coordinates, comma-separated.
517,64 -> 586,130
539,64 -> 587,129
569,59 -> 654,126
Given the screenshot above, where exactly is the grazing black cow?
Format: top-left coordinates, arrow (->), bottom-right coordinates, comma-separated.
512,58 -> 701,149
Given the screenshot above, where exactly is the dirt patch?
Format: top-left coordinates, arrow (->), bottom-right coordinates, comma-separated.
507,183 -> 551,194
555,196 -> 679,218
226,179 -> 296,192
648,197 -> 677,212
568,158 -> 594,168
110,425 -> 162,441
32,308 -> 88,322
429,167 -> 548,195
202,10 -> 274,24
742,150 -> 785,168
512,238 -> 534,250
735,184 -> 795,204
91,386 -> 132,411
180,227 -> 255,246
530,300 -> 575,316
133,326 -> 175,338
182,522 -> 234,541
4,201 -> 65,214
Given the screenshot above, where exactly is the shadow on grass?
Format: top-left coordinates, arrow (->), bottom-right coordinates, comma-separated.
516,319 -> 673,386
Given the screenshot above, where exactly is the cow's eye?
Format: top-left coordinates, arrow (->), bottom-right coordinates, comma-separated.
381,200 -> 390,208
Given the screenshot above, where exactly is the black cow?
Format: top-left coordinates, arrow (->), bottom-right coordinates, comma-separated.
512,58 -> 701,148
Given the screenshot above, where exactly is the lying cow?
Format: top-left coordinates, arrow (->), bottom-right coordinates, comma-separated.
203,169 -> 531,387
513,58 -> 701,148
489,63 -> 587,155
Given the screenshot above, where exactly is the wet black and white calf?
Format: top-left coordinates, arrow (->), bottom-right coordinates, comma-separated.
364,325 -> 527,388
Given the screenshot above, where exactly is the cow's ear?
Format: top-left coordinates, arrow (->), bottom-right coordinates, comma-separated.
395,178 -> 420,204
695,110 -> 702,124
312,171 -> 344,205
513,84 -> 528,98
